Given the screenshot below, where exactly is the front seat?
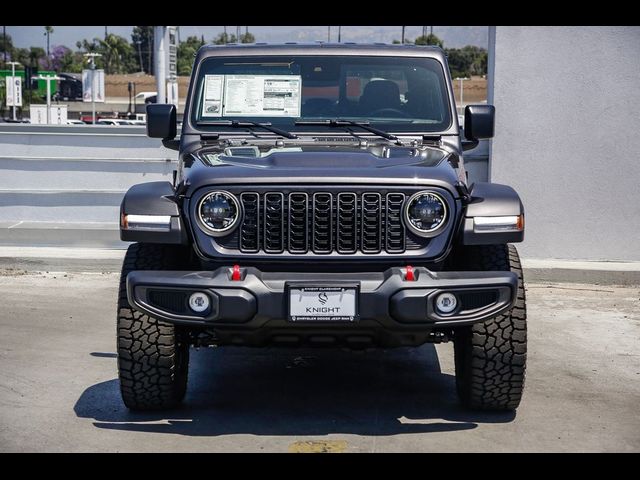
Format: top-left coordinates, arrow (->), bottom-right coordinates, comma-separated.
358,80 -> 401,114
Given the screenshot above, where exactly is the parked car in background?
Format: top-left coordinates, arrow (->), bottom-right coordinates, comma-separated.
135,92 -> 158,104
56,73 -> 83,101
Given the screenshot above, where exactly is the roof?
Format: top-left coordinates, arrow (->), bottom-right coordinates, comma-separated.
196,42 -> 447,61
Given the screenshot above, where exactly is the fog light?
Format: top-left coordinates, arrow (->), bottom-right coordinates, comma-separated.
435,293 -> 457,314
189,292 -> 210,313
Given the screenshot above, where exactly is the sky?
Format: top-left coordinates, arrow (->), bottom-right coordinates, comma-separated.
5,26 -> 488,50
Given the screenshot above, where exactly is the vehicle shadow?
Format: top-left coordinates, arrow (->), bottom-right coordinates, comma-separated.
74,344 -> 516,437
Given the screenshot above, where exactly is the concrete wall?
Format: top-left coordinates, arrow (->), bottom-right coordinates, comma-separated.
0,124 -> 490,248
0,124 -> 176,247
491,26 -> 640,261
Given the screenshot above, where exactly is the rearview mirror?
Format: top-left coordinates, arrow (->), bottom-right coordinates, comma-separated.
464,105 -> 495,141
146,104 -> 176,140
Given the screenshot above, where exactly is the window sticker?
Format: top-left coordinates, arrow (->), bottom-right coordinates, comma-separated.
222,75 -> 301,117
201,74 -> 225,117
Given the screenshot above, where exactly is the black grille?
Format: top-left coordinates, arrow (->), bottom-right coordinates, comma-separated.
240,193 -> 259,253
288,193 -> 309,253
264,192 -> 284,253
385,193 -> 406,252
459,291 -> 499,311
234,190 -> 426,255
312,193 -> 333,253
148,290 -> 188,314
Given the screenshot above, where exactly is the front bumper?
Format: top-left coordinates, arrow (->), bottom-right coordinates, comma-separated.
127,266 -> 517,345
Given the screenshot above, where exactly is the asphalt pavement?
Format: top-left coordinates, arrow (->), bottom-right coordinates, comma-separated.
0,269 -> 638,452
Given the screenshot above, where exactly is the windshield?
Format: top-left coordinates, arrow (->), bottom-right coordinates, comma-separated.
190,55 -> 452,134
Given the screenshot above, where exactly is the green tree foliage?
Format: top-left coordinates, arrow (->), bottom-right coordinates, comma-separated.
392,33 -> 487,77
213,32 -> 236,45
177,36 -> 205,76
240,32 -> 255,43
97,34 -> 137,74
414,33 -> 443,48
446,45 -> 488,78
0,32 -> 14,69
131,26 -> 153,74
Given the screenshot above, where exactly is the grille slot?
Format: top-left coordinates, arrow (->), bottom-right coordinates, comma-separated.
312,192 -> 333,253
264,192 -> 285,253
385,193 -> 406,252
361,193 -> 382,253
337,193 -> 358,253
240,192 -> 259,252
288,192 -> 309,253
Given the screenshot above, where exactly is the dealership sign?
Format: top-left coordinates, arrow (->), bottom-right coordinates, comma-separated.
82,69 -> 105,102
6,76 -> 23,107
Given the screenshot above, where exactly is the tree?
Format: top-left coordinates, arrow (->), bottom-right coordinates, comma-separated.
50,45 -> 74,72
414,33 -> 443,48
1,31 -> 14,67
29,47 -> 46,68
131,26 -> 153,74
177,35 -> 205,76
96,34 -> 137,74
44,26 -> 54,65
240,32 -> 255,43
213,32 -> 236,45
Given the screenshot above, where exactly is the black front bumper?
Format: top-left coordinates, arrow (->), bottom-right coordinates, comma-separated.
126,266 -> 517,347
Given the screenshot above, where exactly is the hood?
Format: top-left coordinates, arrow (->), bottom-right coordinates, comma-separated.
181,143 -> 462,197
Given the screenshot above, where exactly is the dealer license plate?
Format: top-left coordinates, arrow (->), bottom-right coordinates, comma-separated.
288,286 -> 358,322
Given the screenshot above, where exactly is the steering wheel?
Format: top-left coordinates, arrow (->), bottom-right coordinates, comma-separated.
369,108 -> 410,118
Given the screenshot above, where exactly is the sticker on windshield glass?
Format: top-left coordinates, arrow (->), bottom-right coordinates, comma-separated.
222,75 -> 301,117
201,74 -> 224,117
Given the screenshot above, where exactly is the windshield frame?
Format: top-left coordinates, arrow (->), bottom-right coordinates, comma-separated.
182,46 -> 459,139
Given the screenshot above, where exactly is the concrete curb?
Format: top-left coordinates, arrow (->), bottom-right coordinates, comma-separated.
1,247 -> 639,285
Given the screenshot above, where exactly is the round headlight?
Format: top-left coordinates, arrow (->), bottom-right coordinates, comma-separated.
405,191 -> 448,236
197,191 -> 240,236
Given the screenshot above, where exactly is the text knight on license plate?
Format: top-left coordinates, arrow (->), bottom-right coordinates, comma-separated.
289,287 -> 357,321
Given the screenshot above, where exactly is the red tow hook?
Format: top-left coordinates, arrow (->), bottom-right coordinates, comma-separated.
231,264 -> 242,281
405,265 -> 416,281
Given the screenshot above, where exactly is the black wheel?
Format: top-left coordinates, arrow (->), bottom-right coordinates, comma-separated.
452,244 -> 527,411
117,243 -> 192,410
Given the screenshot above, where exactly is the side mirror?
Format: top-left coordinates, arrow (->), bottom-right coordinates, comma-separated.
464,104 -> 495,141
146,104 -> 176,140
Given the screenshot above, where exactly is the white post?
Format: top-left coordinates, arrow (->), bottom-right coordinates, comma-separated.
8,61 -> 20,121
91,62 -> 95,124
83,52 -> 102,125
46,76 -> 51,124
154,26 -> 166,104
11,62 -> 16,121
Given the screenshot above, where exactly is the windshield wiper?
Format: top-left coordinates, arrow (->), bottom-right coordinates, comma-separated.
198,120 -> 298,139
294,119 -> 402,144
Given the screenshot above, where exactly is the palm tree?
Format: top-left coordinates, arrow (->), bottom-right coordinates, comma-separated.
44,26 -> 53,58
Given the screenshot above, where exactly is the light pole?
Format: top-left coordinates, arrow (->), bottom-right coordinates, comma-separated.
456,77 -> 470,110
83,52 -> 102,125
327,26 -> 331,42
3,26 -> 7,64
136,40 -> 143,73
32,74 -> 62,124
401,26 -> 406,44
338,26 -> 341,42
7,61 -> 21,121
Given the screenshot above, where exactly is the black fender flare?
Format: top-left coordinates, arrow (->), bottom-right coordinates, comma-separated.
461,182 -> 525,245
120,182 -> 187,244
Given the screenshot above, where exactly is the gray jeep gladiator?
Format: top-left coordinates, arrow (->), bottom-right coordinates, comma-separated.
117,43 -> 527,411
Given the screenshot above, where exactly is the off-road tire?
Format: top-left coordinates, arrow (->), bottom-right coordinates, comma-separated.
117,243 -> 191,410
452,244 -> 527,411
